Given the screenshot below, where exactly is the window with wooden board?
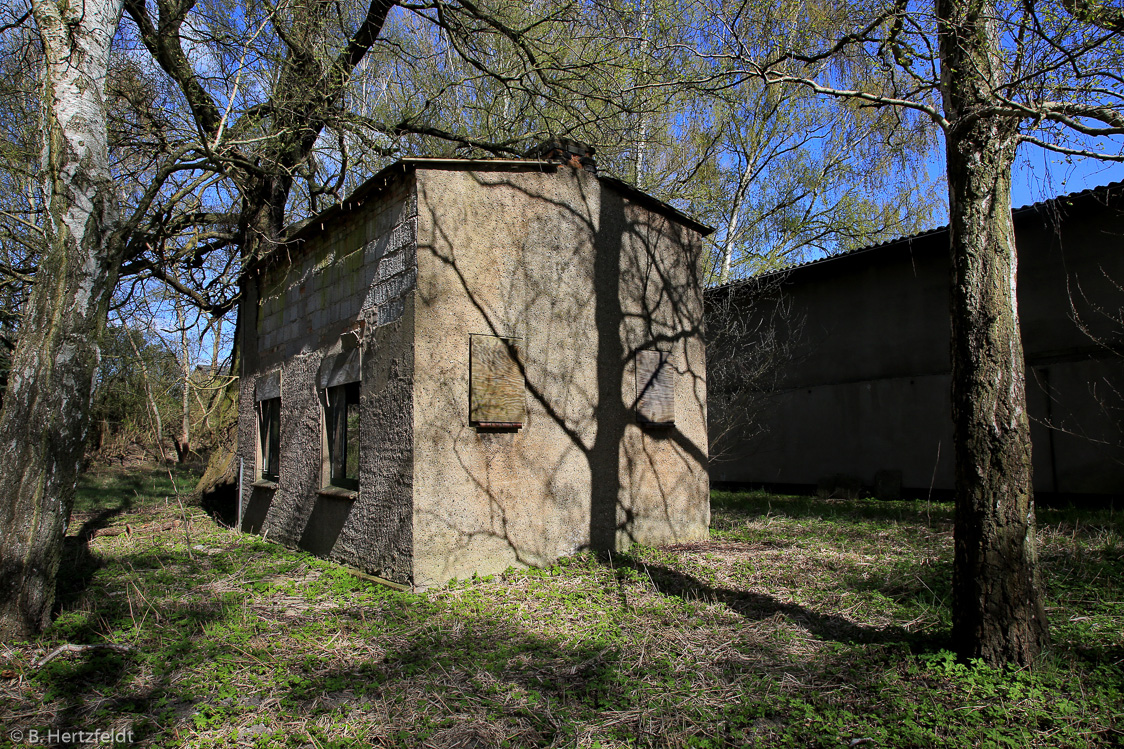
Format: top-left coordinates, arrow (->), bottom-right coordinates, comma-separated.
470,335 -> 525,428
636,349 -> 674,427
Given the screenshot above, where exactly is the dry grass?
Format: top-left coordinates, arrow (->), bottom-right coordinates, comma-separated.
0,475 -> 1121,747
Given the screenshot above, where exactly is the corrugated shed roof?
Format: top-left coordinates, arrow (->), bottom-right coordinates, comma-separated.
708,179 -> 1124,293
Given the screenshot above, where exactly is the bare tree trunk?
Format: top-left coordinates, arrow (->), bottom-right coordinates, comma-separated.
938,0 -> 1048,666
631,0 -> 652,188
0,0 -> 123,640
127,0 -> 396,496
121,316 -> 168,463
720,158 -> 755,284
175,297 -> 191,462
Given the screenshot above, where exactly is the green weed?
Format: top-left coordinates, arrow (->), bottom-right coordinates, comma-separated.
2,473 -> 1121,747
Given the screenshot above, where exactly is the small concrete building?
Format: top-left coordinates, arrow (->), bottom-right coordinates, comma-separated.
238,149 -> 712,588
707,182 -> 1124,501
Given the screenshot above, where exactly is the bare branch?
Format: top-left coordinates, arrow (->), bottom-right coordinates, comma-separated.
1017,133 -> 1124,161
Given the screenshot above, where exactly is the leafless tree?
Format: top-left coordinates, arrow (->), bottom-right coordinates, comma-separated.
705,274 -> 805,463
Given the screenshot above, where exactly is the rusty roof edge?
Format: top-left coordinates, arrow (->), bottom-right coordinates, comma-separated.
281,158 -> 714,252
402,157 -> 558,169
707,179 -> 1124,294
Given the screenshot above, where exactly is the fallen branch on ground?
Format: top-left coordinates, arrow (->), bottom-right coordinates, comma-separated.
34,643 -> 135,669
83,519 -> 181,539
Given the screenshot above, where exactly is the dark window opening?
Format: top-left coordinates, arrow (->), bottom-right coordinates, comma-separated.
326,381 -> 360,490
258,397 -> 281,481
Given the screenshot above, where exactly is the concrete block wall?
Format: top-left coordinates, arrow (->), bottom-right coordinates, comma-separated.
256,185 -> 417,368
410,167 -> 709,587
238,175 -> 420,581
240,162 -> 711,588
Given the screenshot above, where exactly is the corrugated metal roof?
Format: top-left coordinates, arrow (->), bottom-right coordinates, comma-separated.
708,179 -> 1124,293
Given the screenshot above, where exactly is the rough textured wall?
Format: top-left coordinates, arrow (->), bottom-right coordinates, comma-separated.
611,189 -> 710,547
353,294 -> 415,583
255,182 -> 417,370
410,166 -> 708,587
238,176 -> 419,578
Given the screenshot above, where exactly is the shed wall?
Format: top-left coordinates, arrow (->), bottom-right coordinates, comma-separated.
709,193 -> 1124,498
409,167 -> 709,587
237,177 -> 418,582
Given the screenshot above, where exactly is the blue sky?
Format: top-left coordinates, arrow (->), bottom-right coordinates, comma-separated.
912,137 -> 1124,231
1011,149 -> 1124,210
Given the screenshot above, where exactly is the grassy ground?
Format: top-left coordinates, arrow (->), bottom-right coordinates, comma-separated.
1,473 -> 1122,748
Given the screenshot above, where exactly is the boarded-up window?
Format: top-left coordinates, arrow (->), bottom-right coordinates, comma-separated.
470,335 -> 525,427
636,350 -> 674,426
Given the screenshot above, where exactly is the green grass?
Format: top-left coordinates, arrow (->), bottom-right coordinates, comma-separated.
73,464 -> 203,515
1,477 -> 1121,747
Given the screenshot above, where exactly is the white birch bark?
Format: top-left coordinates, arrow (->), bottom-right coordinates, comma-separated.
719,158 -> 755,284
0,0 -> 124,639
177,297 -> 191,462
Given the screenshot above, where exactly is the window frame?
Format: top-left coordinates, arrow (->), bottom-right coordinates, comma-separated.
323,380 -> 360,491
257,396 -> 281,482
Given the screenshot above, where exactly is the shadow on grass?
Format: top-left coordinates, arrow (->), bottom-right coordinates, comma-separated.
23,535 -> 317,743
24,535 -> 1115,749
58,464 -> 206,614
841,558 -> 954,630
268,607 -> 804,747
34,579 -> 235,743
605,552 -> 944,650
53,501 -> 135,614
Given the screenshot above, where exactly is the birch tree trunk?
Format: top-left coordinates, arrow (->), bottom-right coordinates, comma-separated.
175,297 -> 191,463
938,0 -> 1049,665
719,158 -> 755,284
0,0 -> 123,640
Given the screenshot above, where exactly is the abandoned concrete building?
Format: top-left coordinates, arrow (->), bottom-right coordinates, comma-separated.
707,181 -> 1124,501
238,147 -> 712,588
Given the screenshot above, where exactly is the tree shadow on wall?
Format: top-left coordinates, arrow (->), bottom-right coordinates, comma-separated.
416,166 -> 709,571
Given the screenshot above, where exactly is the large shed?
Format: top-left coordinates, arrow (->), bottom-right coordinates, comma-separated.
707,182 -> 1124,501
238,150 -> 712,587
